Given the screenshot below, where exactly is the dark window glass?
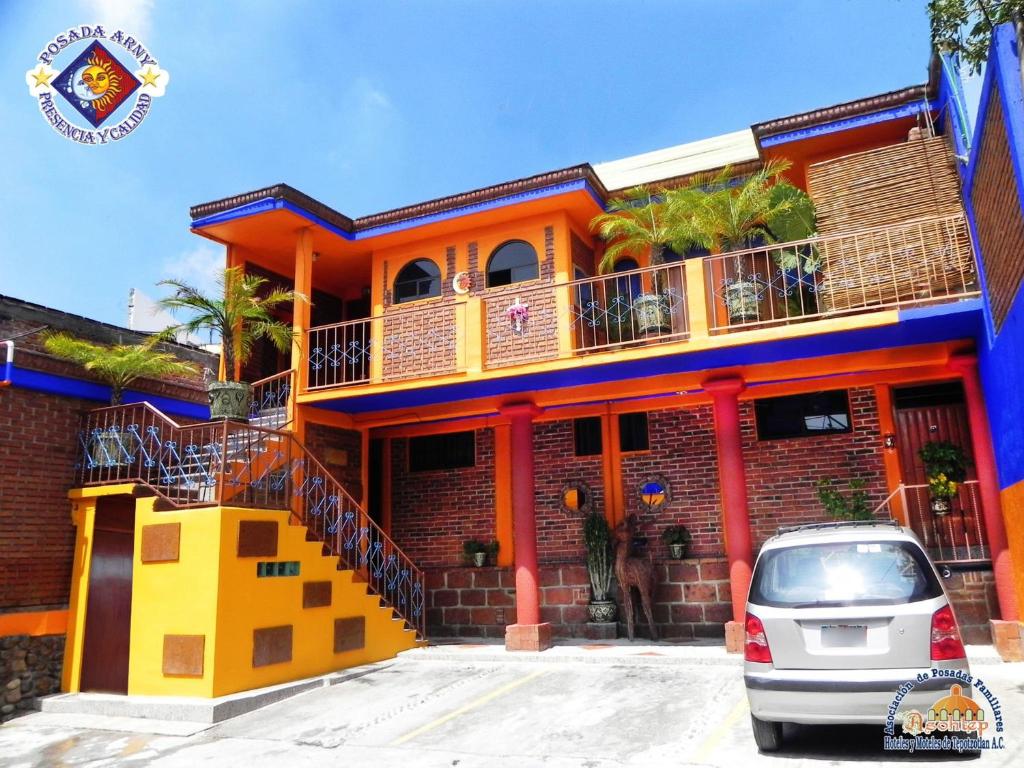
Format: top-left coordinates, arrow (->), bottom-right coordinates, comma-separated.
619,412 -> 649,452
409,431 -> 475,472
755,390 -> 852,441
486,241 -> 539,287
394,259 -> 441,304
574,417 -> 603,456
893,382 -> 965,409
612,258 -> 642,299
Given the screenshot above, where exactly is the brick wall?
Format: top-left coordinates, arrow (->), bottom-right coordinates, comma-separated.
620,406 -> 723,558
945,568 -> 999,645
534,419 -> 604,564
483,283 -> 560,369
742,386 -> 888,549
390,428 -> 496,567
304,423 -> 363,503
381,301 -> 459,381
425,558 -> 731,640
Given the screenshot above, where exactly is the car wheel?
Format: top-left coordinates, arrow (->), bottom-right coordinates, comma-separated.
750,714 -> 783,752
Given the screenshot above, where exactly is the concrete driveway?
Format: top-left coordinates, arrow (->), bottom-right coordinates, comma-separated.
2,643 -> 1023,767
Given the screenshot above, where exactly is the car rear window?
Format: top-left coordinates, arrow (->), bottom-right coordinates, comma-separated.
749,540 -> 943,608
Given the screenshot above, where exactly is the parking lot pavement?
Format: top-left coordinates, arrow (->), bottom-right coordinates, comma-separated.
1,647 -> 1022,767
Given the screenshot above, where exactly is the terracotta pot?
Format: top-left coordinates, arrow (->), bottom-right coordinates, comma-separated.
588,600 -> 618,623
209,381 -> 253,421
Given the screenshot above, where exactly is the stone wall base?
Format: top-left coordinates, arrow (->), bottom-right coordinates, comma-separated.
0,633 -> 64,723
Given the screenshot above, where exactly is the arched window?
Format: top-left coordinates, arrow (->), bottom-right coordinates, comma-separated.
612,257 -> 642,298
486,240 -> 538,288
393,259 -> 441,304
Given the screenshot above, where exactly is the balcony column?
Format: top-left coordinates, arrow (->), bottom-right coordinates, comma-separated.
289,229 -> 314,433
704,376 -> 753,652
948,353 -> 1019,623
499,402 -> 551,651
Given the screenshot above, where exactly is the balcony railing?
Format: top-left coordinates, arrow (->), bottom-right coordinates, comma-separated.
873,481 -> 988,565
704,214 -> 977,333
302,214 -> 977,392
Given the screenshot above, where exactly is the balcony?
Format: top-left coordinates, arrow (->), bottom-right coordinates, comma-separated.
304,214 -> 978,393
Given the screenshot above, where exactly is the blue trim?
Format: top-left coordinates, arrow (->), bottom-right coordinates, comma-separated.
759,100 -> 937,147
311,301 -> 983,415
8,366 -> 210,420
964,48 -> 999,195
191,180 -> 606,241
993,24 -> 1024,220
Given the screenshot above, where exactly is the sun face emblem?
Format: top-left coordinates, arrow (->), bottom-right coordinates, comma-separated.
54,41 -> 140,128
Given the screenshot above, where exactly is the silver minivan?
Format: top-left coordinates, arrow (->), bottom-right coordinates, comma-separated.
743,520 -> 970,752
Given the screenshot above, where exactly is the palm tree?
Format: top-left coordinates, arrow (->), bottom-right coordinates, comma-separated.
157,266 -> 302,383
591,185 -> 674,274
43,332 -> 198,405
665,160 -> 815,322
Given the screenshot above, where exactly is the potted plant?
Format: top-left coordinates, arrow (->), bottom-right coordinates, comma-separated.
158,266 -> 303,420
43,332 -> 198,464
462,538 -> 497,567
660,524 -> 692,559
591,186 -> 675,335
665,159 -> 812,325
816,478 -> 873,521
920,441 -> 969,516
485,539 -> 500,566
583,510 -> 617,623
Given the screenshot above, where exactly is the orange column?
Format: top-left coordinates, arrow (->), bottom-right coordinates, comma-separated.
290,230 -> 313,441
948,353 -> 1019,621
705,376 -> 754,638
500,402 -> 551,651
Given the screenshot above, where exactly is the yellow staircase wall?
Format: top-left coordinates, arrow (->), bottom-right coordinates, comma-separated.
126,500 -> 417,698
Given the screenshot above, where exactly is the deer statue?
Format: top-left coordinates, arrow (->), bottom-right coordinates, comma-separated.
612,515 -> 658,641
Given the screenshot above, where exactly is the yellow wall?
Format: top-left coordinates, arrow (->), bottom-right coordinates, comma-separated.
1002,479 -> 1024,610
65,490 -> 417,699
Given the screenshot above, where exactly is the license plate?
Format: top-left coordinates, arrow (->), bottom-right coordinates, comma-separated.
821,624 -> 867,647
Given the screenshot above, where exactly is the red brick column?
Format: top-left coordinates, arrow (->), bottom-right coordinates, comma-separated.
948,353 -> 1019,624
705,377 -> 753,652
500,402 -> 552,651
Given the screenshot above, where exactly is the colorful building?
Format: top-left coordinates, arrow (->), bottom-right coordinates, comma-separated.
15,27 -> 1024,702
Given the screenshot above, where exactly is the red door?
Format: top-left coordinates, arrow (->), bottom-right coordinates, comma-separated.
79,495 -> 135,693
892,383 -> 986,561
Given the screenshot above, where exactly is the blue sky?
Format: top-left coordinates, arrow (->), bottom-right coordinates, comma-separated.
1,0 -> 934,327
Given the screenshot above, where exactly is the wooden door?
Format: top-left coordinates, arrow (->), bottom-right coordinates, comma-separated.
80,495 -> 135,694
892,383 -> 986,560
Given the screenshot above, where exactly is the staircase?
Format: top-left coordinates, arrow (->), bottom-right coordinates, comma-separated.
75,372 -> 425,640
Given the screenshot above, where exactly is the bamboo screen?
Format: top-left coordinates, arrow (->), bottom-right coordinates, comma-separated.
807,136 -> 975,312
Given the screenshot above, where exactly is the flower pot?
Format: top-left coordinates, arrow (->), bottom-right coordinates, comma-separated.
90,430 -> 130,467
473,552 -> 487,567
725,280 -> 759,323
633,294 -> 670,334
930,497 -> 951,516
209,381 -> 253,421
668,543 -> 686,560
588,599 -> 618,624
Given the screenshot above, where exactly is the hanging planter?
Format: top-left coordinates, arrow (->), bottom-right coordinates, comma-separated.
506,298 -> 530,335
634,293 -> 670,334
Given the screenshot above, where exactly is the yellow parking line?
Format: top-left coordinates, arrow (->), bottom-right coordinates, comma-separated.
691,695 -> 749,764
389,668 -> 549,746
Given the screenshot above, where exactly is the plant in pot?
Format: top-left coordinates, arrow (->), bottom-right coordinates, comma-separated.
660,524 -> 692,560
158,266 -> 303,420
590,186 -> 676,335
919,441 -> 969,516
583,510 -> 617,623
43,332 -> 198,465
665,159 -> 805,325
817,478 -> 873,521
462,538 -> 492,567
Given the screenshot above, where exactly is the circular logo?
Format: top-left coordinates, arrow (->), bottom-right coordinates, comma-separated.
25,24 -> 169,145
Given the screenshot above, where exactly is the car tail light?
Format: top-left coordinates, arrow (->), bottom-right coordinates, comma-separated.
745,612 -> 773,663
930,604 -> 966,661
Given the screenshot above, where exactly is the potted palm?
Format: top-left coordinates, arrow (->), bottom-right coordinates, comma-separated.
158,266 -> 303,420
665,159 -> 812,325
462,539 -> 498,567
43,332 -> 198,464
583,510 -> 617,623
591,186 -> 676,335
660,524 -> 692,559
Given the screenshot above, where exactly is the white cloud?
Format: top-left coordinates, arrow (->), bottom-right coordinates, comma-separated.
325,78 -> 401,172
160,242 -> 224,297
79,0 -> 155,42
